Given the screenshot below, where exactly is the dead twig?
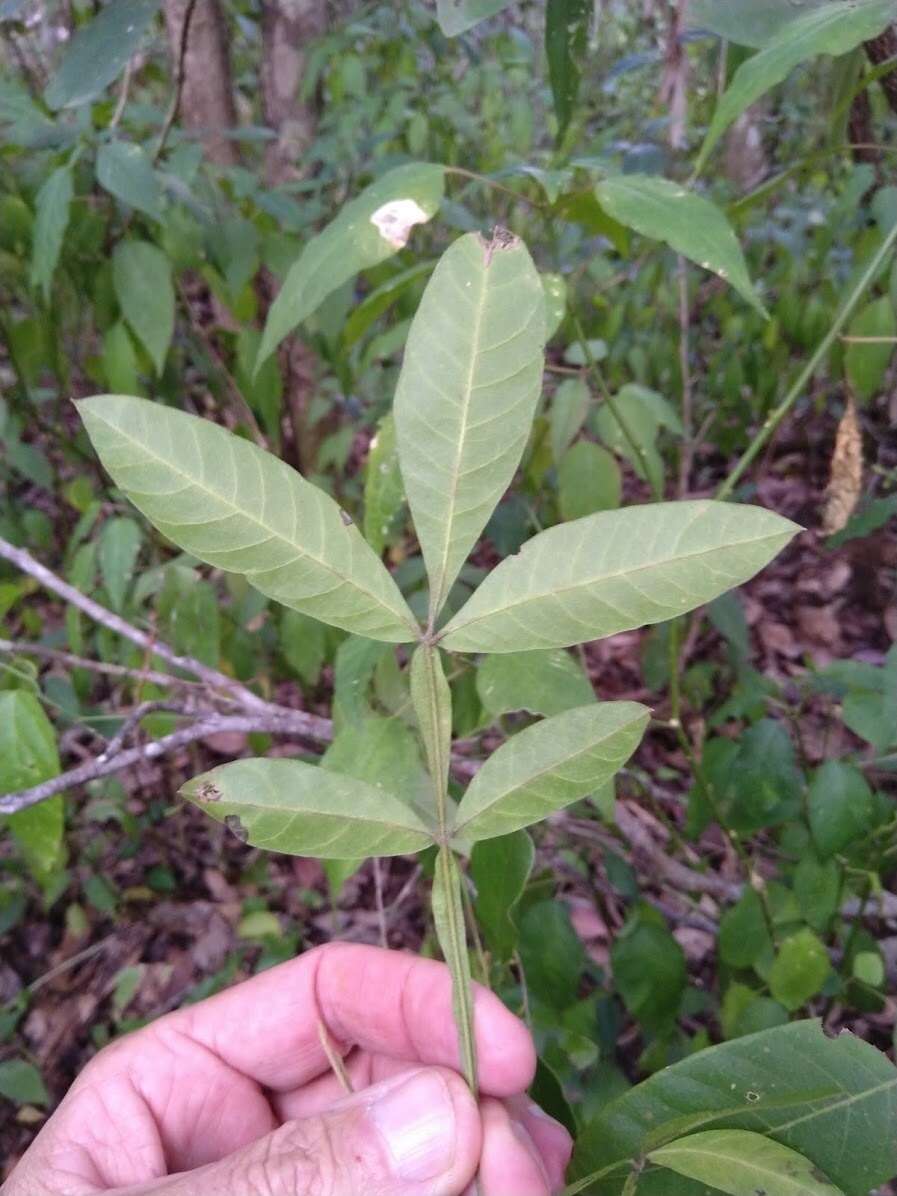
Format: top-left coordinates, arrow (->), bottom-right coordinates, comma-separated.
0,639 -> 205,691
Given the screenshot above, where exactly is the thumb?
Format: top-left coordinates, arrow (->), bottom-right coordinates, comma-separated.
148,1067 -> 482,1196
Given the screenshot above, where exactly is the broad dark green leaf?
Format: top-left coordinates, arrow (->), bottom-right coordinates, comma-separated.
453,702 -> 648,841
30,166 -> 72,303
519,900 -> 586,1011
99,517 -> 141,612
687,0 -> 831,48
476,648 -> 594,719
570,1020 -> 897,1196
648,1129 -> 844,1196
112,241 -> 174,375
181,758 -> 435,858
612,917 -> 686,1033
808,761 -> 876,858
844,297 -> 895,402
546,0 -> 590,139
436,0 -> 514,36
395,231 -> 545,618
45,0 -> 160,109
593,383 -> 681,495
0,1058 -> 48,1107
96,140 -> 163,222
102,322 -> 140,394
0,691 -> 64,881
257,163 -> 445,370
595,175 -> 765,316
698,0 -> 895,169
322,717 -> 429,813
559,442 -> 621,520
441,501 -> 799,654
78,396 -> 418,642
769,930 -> 831,1012
719,890 -> 772,970
364,414 -> 405,555
471,830 -> 534,962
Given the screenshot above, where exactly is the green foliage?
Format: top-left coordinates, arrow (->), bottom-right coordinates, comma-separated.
646,1130 -> 843,1196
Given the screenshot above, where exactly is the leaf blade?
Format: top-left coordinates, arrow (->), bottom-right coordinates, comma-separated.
395,230 -> 546,618
78,395 -> 418,642
453,702 -> 649,841
112,241 -> 174,376
30,166 -> 73,303
441,501 -> 800,654
595,174 -> 766,316
44,0 -> 160,110
181,758 -> 435,858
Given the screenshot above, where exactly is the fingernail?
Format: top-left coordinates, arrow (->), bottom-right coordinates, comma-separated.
371,1070 -> 456,1181
512,1119 -> 552,1187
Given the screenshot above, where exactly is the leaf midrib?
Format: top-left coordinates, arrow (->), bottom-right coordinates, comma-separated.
649,1138 -> 831,1194
429,244 -> 490,618
99,410 -> 416,633
455,708 -> 645,833
443,528 -> 789,638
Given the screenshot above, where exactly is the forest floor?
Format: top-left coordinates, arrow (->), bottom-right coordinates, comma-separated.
1,405 -> 896,1181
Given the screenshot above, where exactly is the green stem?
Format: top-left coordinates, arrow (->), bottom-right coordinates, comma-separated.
433,845 -> 479,1092
717,218 -> 897,501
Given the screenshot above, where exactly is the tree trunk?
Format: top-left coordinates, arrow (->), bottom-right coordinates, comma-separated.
163,0 -> 239,167
261,0 -> 328,187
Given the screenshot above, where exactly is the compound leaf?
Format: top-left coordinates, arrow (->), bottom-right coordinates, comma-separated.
78,395 -> 418,642
441,501 -> 799,654
181,758 -> 435,858
648,1129 -> 844,1196
395,230 -> 545,618
452,701 -> 648,841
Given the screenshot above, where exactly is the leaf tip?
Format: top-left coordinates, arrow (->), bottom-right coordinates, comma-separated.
479,225 -> 520,265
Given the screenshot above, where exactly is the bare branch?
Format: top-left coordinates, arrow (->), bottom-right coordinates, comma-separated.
0,639 -> 205,691
0,708 -> 332,817
0,535 -> 267,711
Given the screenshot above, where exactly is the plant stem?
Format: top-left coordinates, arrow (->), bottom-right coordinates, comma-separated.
433,846 -> 479,1091
717,218 -> 897,500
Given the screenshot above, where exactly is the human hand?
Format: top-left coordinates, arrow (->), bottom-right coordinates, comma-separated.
3,943 -> 572,1196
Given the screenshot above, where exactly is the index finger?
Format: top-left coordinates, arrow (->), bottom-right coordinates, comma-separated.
164,942 -> 536,1098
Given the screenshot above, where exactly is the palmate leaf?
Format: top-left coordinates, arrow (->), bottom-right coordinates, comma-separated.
181,758 -> 435,858
440,501 -> 799,653
697,0 -> 894,170
256,163 -> 446,371
647,1130 -> 844,1196
394,231 -> 545,619
453,702 -> 648,841
78,396 -> 418,642
569,1020 -> 897,1196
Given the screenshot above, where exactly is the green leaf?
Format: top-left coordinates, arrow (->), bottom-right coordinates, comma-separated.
257,163 -> 445,370
102,322 -> 139,394
280,609 -> 327,688
844,296 -> 895,403
436,0 -> 514,36
559,442 -> 621,520
78,396 -> 418,642
546,0 -> 590,139
410,644 -> 452,824
364,414 -> 405,555
333,638 -> 390,729
648,1129 -> 844,1196
719,890 -> 773,970
452,702 -> 648,841
570,1020 -> 897,1196
343,260 -> 435,348
470,830 -> 534,963
322,717 -> 429,811
45,0 -> 160,109
612,917 -> 687,1033
542,272 -> 567,340
181,758 -> 435,858
794,854 -> 841,933
99,517 -> 142,612
112,241 -> 174,375
697,0 -> 895,169
30,166 -> 72,303
769,929 -> 831,1011
395,230 -> 545,618
0,691 -> 64,881
550,377 -> 590,464
595,175 -> 766,316
594,383 -> 681,494
0,1058 -> 49,1107
519,900 -> 586,1010
687,0 -> 832,48
441,501 -> 799,654
476,648 -> 594,719
808,761 -> 876,858
96,140 -> 164,222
